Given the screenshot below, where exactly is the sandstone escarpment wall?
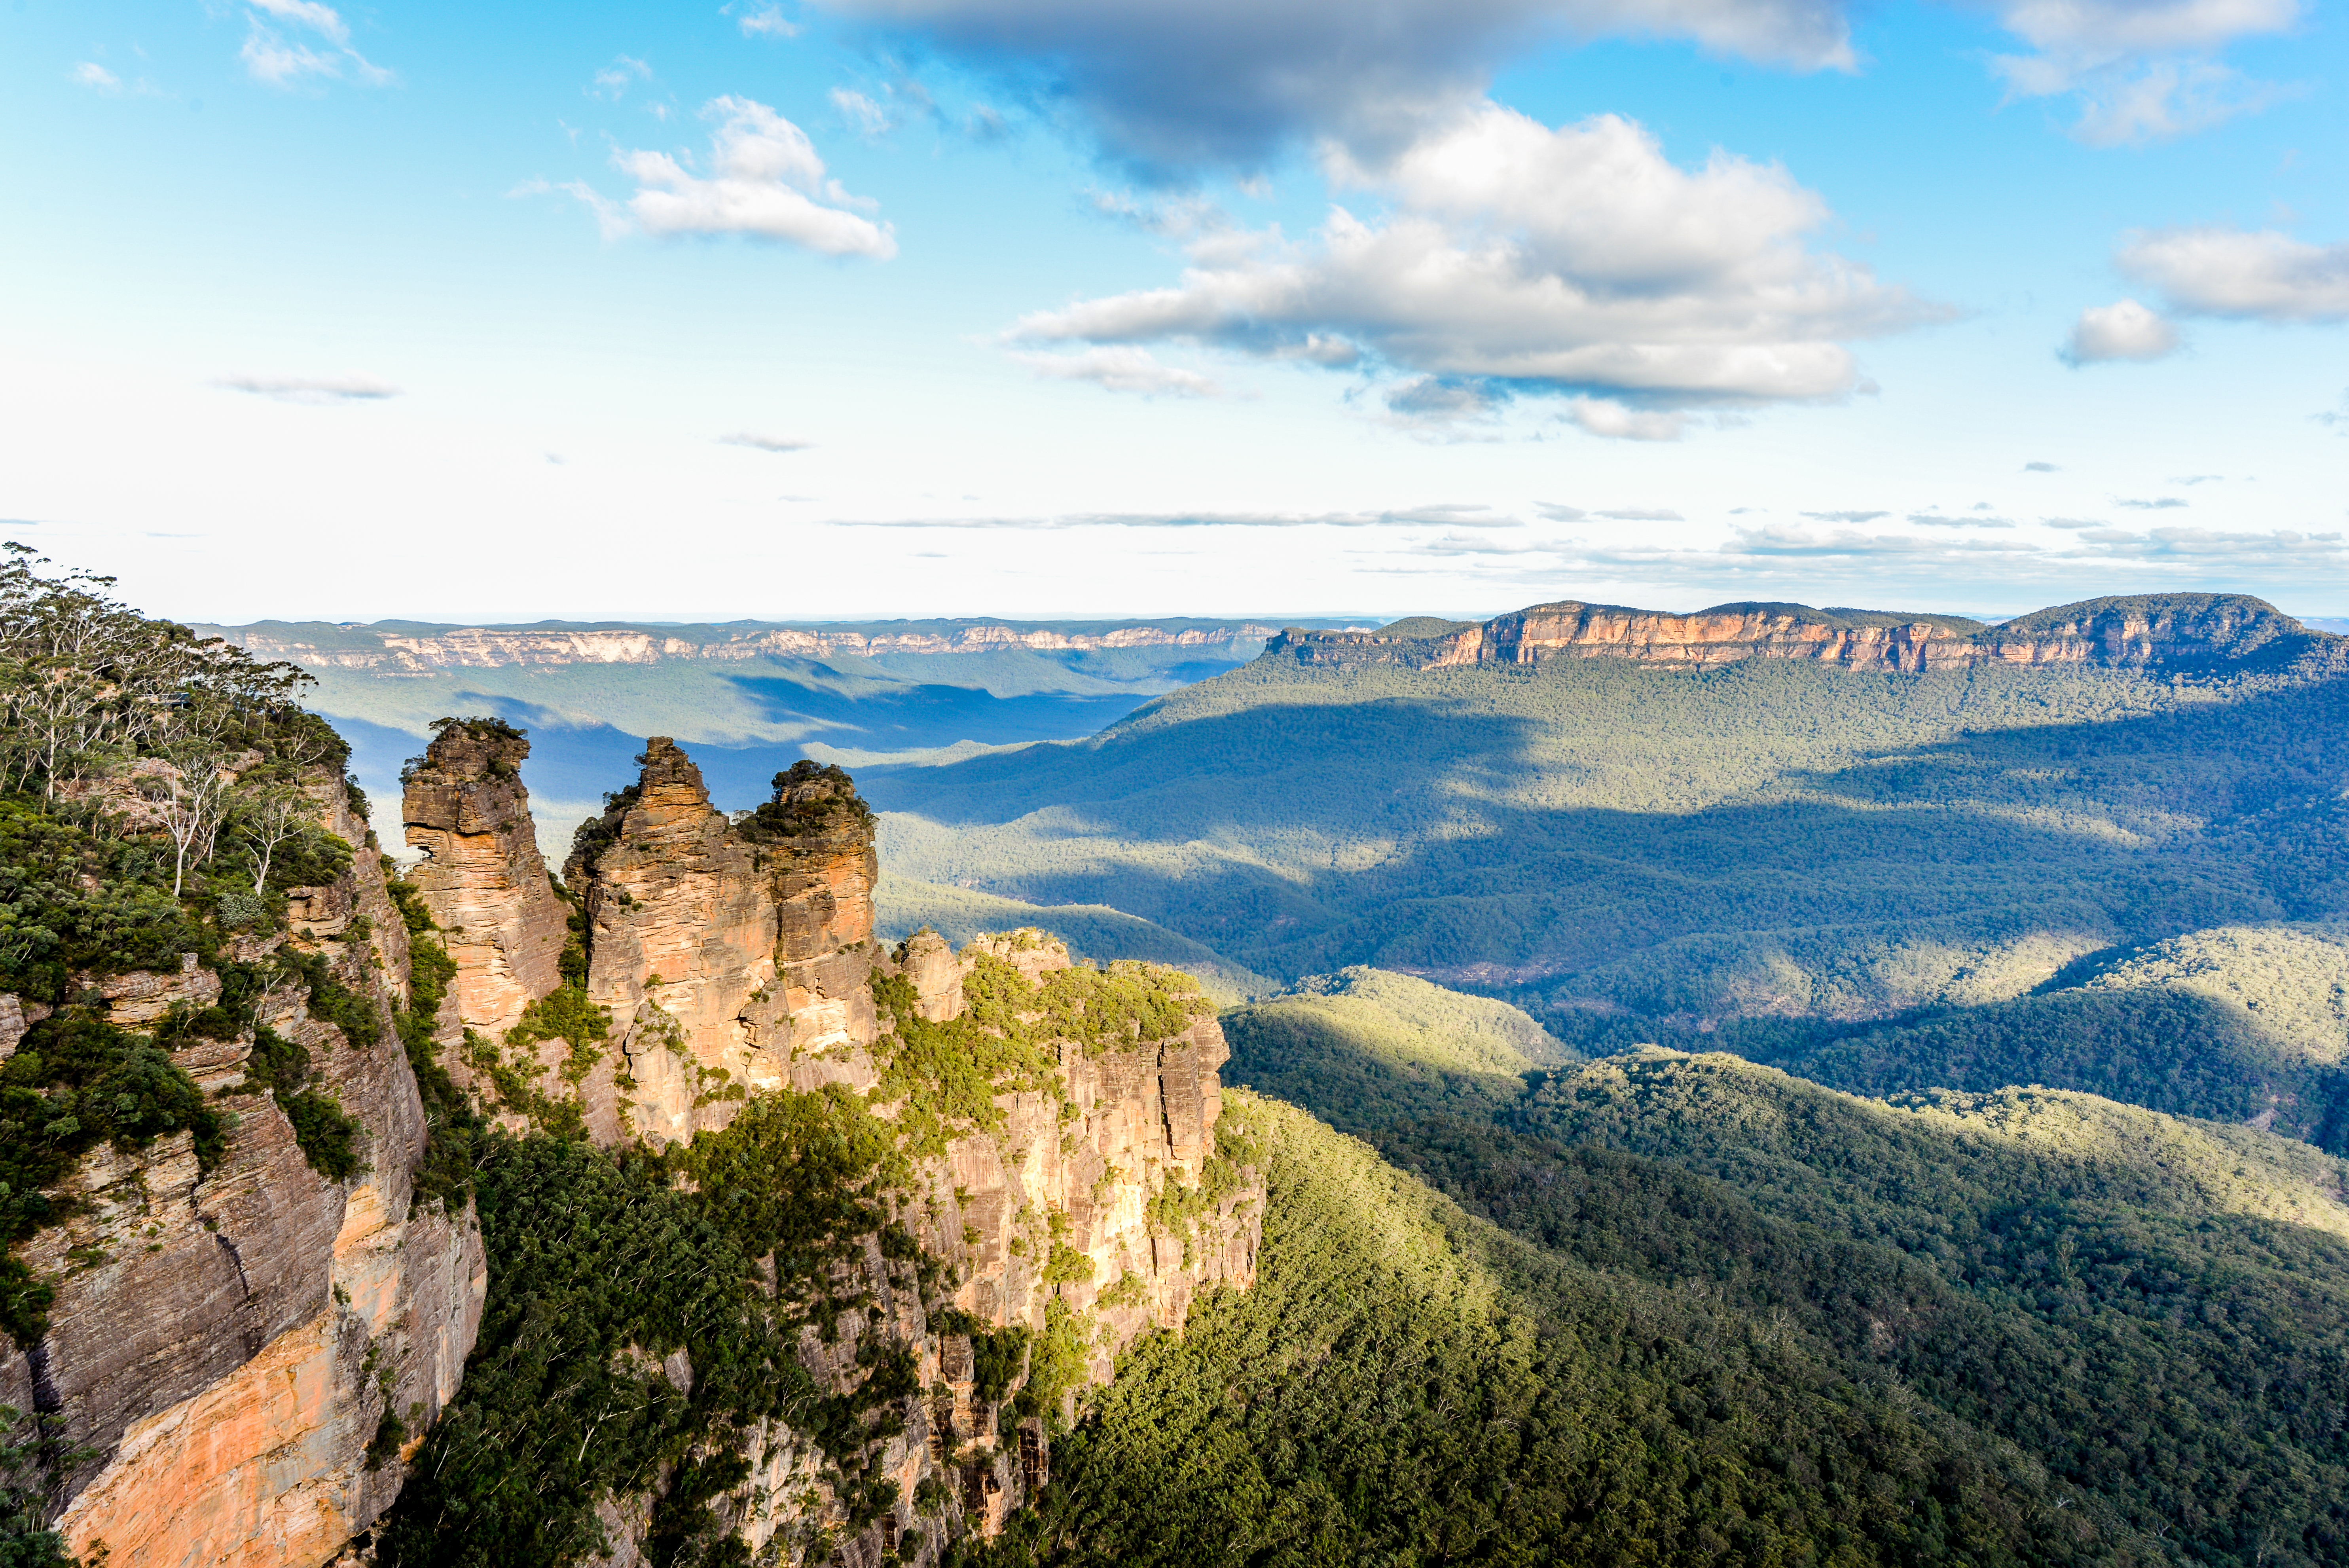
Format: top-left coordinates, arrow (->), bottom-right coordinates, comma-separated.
23,775 -> 485,1568
1268,592 -> 2325,674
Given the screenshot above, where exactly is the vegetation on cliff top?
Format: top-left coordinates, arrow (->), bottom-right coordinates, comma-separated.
868,940 -> 1213,1159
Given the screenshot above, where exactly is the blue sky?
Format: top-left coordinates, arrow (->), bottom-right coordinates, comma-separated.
3,0 -> 2345,624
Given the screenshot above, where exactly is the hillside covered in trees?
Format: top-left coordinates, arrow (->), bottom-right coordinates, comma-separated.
18,554 -> 2349,1568
864,599 -> 2349,1153
1189,971 -> 2349,1567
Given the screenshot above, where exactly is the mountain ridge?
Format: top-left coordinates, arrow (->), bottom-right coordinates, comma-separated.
1269,590 -> 2324,673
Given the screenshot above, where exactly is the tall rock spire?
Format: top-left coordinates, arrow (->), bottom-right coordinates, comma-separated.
400,719 -> 568,1041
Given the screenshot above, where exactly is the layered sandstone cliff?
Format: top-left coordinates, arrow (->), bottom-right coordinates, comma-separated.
1270,593 -> 2324,674
222,620 -> 1291,671
402,737 -> 1262,1564
14,777 -> 484,1568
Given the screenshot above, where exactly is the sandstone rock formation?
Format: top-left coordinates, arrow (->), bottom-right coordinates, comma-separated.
15,775 -> 485,1568
402,720 -> 569,1043
1269,593 -> 2326,674
403,735 -> 1261,1563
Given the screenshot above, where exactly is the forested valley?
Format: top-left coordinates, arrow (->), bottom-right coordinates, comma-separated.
9,565 -> 2349,1566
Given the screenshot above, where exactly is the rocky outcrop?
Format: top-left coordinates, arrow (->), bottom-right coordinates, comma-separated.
592,924 -> 1260,1567
29,775 -> 485,1568
402,721 -> 569,1043
415,737 -> 1259,1563
563,738 -> 788,1145
1268,593 -> 2323,674
1974,593 -> 2310,667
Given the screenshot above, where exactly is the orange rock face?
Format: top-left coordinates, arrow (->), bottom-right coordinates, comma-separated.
566,738 -> 785,1143
37,772 -> 485,1568
1269,592 -> 2319,674
402,722 -> 569,1041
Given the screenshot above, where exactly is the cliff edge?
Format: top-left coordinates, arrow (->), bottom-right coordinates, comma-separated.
1270,592 -> 2324,673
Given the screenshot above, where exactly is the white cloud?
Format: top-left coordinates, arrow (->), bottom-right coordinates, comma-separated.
591,97 -> 897,259
2071,524 -> 2343,560
1728,524 -> 2036,557
734,4 -> 803,38
1801,509 -> 1889,523
592,55 -> 652,100
239,0 -> 392,88
2118,227 -> 2349,322
250,0 -> 351,42
2061,298 -> 2180,363
72,62 -> 122,91
2023,460 -> 2059,471
1014,347 -> 1222,397
832,87 -> 893,138
212,373 -> 400,404
1985,0 -> 2299,144
1565,398 -> 1687,441
719,432 -> 815,451
812,0 -> 1858,170
1006,104 -> 1935,427
841,506 -> 1515,530
1909,512 -> 2018,529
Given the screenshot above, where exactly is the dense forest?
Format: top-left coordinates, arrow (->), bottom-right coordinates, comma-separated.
18,558 -> 2349,1567
868,626 -> 2349,1009
1207,975 -> 2349,1566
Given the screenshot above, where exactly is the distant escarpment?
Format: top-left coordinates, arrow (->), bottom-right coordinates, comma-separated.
394,725 -> 1261,1562
214,617 -> 1300,671
1270,592 -> 2325,673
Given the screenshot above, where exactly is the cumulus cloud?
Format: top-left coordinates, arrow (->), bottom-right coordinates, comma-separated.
1985,0 -> 2299,144
1564,398 -> 1687,441
719,432 -> 814,451
240,0 -> 392,87
2118,227 -> 2349,322
810,0 -> 1858,171
1801,509 -> 1888,523
2023,460 -> 2059,471
2062,297 -> 2180,363
212,374 -> 400,404
1909,512 -> 2017,528
586,97 -> 896,258
2116,496 -> 2188,509
1005,104 -> 1936,430
1014,346 -> 1223,397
